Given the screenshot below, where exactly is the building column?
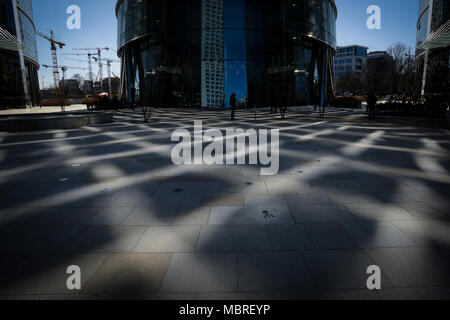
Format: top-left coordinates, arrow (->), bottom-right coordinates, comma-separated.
421,0 -> 434,97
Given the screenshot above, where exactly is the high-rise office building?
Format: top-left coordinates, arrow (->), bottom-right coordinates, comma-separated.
416,0 -> 450,96
0,0 -> 39,108
116,0 -> 337,108
334,45 -> 368,81
201,0 -> 225,108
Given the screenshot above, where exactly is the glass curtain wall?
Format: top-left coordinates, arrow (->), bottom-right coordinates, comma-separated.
117,0 -> 337,108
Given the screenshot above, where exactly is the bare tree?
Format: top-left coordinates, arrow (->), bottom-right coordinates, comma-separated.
387,42 -> 417,96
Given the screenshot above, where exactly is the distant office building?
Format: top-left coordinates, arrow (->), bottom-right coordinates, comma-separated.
416,0 -> 450,96
116,0 -> 338,108
83,80 -> 93,94
102,77 -> 121,95
334,45 -> 368,81
201,0 -> 225,108
367,51 -> 394,77
0,0 -> 39,108
59,79 -> 81,98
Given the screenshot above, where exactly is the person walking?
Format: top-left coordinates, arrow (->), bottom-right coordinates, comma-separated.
313,85 -> 318,112
367,91 -> 377,120
230,93 -> 237,121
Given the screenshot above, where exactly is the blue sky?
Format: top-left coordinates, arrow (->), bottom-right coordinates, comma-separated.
335,0 -> 419,52
33,0 -> 118,89
33,0 -> 419,89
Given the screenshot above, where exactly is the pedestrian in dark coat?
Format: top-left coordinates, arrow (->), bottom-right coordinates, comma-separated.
230,93 -> 237,121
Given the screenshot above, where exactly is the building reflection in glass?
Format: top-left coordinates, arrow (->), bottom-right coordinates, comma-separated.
116,0 -> 337,109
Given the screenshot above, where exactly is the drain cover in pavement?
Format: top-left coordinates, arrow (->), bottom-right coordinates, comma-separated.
173,188 -> 184,193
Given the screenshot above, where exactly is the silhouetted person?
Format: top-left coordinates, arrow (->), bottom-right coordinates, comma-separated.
270,91 -> 275,114
367,91 -> 377,120
273,91 -> 281,114
230,93 -> 237,121
312,85 -> 318,112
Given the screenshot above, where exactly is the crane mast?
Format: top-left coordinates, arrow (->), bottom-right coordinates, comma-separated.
93,57 -> 120,96
72,47 -> 109,91
37,30 -> 65,89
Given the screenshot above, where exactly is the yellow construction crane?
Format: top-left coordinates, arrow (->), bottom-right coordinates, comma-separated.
36,30 -> 65,89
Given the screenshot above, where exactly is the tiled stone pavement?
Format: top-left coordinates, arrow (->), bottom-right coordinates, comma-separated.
0,106 -> 449,300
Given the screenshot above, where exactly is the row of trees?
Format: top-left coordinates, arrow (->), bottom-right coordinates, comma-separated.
336,42 -> 418,98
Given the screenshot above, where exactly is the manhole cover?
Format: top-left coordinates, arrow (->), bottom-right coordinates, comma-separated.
245,182 -> 253,186
173,188 -> 184,193
102,188 -> 111,193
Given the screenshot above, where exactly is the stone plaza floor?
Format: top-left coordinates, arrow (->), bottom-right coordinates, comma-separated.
0,106 -> 449,300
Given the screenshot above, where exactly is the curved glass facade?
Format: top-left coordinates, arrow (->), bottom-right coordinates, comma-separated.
416,0 -> 431,57
0,0 -> 39,108
117,0 -> 337,108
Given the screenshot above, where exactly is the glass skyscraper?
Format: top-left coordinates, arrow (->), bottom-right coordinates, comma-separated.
0,0 -> 40,108
116,0 -> 337,109
415,0 -> 450,96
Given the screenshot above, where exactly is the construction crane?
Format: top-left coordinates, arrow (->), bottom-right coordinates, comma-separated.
73,48 -> 110,91
92,57 -> 120,95
42,64 -> 89,82
63,52 -> 98,89
36,30 -> 65,89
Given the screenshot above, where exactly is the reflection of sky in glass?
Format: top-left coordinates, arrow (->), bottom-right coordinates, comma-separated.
224,0 -> 247,108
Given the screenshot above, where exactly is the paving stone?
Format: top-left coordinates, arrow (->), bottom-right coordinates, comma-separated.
196,290 -> 380,300
197,226 -> 271,252
341,222 -> 416,248
84,195 -> 132,208
209,206 -> 294,225
264,178 -> 297,195
305,223 -> 357,249
84,253 -> 172,295
126,195 -> 157,207
201,195 -> 244,206
0,227 -> 80,253
0,253 -> 108,295
291,179 -> 341,195
345,203 -> 416,221
1,208 -> 100,227
334,179 -> 389,194
378,287 -> 450,300
121,207 -> 178,226
427,201 -> 450,218
285,194 -> 331,205
267,225 -> 315,250
63,226 -> 146,253
377,193 -> 425,203
367,247 -> 450,287
238,252 -> 314,292
391,220 -> 450,247
172,207 -> 211,226
303,250 -> 391,290
290,205 -> 355,223
161,253 -> 237,293
328,193 -> 382,204
134,226 -> 200,253
397,202 -> 449,220
87,207 -> 134,226
153,182 -> 220,206
245,195 -> 287,206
